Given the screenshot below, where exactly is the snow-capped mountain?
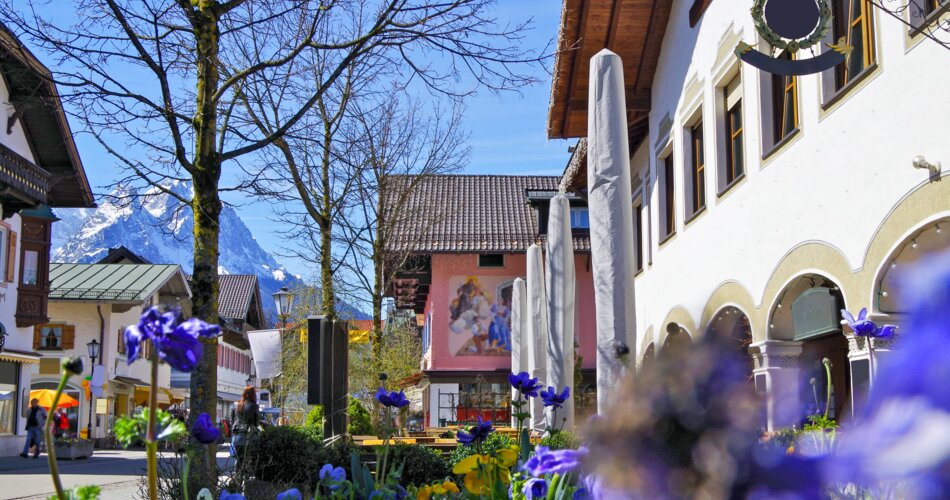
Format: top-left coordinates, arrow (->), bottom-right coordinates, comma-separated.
52,181 -> 312,323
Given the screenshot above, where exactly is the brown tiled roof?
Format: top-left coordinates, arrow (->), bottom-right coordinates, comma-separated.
217,275 -> 261,324
385,175 -> 590,253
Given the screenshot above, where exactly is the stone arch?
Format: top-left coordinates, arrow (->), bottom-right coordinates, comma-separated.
761,241 -> 856,341
699,281 -> 758,341
657,306 -> 697,347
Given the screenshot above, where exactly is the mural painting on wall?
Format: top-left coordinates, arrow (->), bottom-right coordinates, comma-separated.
448,276 -> 514,356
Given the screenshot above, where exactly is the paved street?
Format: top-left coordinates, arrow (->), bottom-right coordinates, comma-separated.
0,448 -> 232,500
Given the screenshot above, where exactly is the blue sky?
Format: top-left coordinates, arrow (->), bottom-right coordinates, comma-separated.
70,1 -> 571,279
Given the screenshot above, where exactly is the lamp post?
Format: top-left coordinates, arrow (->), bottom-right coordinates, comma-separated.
85,339 -> 100,442
272,287 -> 294,425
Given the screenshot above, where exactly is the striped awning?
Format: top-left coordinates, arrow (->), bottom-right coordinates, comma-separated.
0,349 -> 41,364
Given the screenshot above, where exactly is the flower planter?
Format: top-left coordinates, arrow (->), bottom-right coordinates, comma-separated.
54,439 -> 94,460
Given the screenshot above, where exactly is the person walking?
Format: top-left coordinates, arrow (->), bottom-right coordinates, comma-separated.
231,386 -> 260,471
21,398 -> 48,458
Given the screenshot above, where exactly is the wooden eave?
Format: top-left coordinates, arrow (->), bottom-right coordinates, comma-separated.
547,0 -> 674,147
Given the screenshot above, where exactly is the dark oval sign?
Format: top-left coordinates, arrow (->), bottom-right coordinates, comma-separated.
765,0 -> 821,40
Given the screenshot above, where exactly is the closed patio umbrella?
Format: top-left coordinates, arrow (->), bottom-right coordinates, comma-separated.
546,193 -> 576,430
30,389 -> 80,410
587,49 -> 638,414
510,277 -> 528,427
526,244 -> 549,432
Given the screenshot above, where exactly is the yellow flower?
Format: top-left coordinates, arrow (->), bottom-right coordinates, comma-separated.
416,485 -> 433,500
452,454 -> 489,474
440,481 -> 460,494
494,446 -> 519,468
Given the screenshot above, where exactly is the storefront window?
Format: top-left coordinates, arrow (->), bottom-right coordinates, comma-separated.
0,361 -> 19,435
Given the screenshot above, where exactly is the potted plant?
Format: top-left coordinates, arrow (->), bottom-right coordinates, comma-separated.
53,436 -> 94,460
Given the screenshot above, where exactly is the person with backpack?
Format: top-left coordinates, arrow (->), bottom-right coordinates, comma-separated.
21,399 -> 48,459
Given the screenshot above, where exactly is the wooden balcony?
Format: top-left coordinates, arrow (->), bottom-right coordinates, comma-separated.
0,141 -> 51,211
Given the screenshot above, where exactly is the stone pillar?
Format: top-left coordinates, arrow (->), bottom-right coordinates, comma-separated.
750,340 -> 803,432
844,332 -> 898,417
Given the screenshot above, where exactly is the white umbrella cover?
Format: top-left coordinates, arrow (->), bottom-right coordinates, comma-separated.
510,277 -> 528,427
587,48 -> 638,414
525,244 -> 549,432
546,193 -> 576,430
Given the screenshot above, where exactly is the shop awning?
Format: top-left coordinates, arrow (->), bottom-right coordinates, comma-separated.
0,349 -> 41,364
134,386 -> 170,406
217,391 -> 241,403
111,376 -> 149,388
164,388 -> 187,405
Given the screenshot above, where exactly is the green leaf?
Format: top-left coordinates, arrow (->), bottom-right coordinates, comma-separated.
113,408 -> 187,446
73,485 -> 102,500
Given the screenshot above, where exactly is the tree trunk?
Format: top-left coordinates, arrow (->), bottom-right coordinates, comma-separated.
320,117 -> 336,321
187,3 -> 222,490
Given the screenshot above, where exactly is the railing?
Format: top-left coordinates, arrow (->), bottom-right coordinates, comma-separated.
0,141 -> 50,204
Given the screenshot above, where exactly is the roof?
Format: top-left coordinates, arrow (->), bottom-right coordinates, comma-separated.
49,263 -> 190,302
96,246 -> 152,265
547,0 -> 674,143
216,275 -> 264,328
384,175 -> 591,254
0,23 -> 95,209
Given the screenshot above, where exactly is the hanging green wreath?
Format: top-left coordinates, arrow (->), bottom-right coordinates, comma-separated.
751,0 -> 833,54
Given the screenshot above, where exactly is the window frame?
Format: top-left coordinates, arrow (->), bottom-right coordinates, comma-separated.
833,0 -> 876,90
689,121 -> 706,216
569,207 -> 591,230
909,0 -> 949,33
477,254 -> 505,269
634,202 -> 644,273
660,154 -> 677,242
771,52 -> 798,147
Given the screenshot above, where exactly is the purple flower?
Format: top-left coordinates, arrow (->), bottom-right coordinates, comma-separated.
456,416 -> 493,446
191,412 -> 220,444
218,491 -> 246,500
841,308 -> 896,338
572,487 -> 588,500
523,478 -> 548,499
319,463 -> 346,490
508,371 -> 542,397
374,387 -> 410,408
540,386 -> 571,409
124,306 -> 220,372
523,446 -> 587,477
825,250 -> 950,492
275,488 -> 302,500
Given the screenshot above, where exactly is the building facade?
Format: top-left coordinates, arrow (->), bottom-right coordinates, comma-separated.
386,175 -> 599,428
548,0 -> 950,430
0,26 -> 95,455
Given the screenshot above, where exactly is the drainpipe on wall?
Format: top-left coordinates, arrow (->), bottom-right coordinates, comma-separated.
95,303 -> 105,443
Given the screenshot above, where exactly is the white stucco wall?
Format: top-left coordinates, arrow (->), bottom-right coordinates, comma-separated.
631,1 -> 950,353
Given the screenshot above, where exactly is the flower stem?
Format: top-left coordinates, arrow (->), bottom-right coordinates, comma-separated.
181,456 -> 191,500
822,359 -> 833,420
45,372 -> 70,499
146,347 -> 159,500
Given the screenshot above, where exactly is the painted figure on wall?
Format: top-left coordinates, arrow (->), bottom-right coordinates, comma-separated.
449,276 -> 513,356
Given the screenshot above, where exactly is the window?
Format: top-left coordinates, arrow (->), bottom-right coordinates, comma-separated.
570,207 -> 590,230
21,250 -> 38,286
688,122 -> 706,213
771,52 -> 798,143
724,76 -> 744,186
478,254 -> 505,268
910,0 -> 948,30
0,361 -> 18,435
33,324 -> 75,350
661,155 -> 676,239
4,228 -> 15,283
117,328 -> 126,354
634,203 -> 644,272
833,0 -> 875,89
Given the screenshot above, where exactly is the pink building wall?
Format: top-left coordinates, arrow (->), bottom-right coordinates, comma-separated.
424,253 -> 597,372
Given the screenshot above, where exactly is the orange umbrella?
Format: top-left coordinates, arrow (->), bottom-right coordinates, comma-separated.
30,389 -> 80,410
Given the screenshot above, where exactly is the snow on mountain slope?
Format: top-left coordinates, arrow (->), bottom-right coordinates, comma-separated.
51,182 -> 367,322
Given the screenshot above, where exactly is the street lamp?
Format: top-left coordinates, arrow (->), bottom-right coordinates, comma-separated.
245,375 -> 254,388
85,339 -> 100,442
271,287 -> 294,425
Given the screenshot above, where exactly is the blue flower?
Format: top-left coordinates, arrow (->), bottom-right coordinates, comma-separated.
523,478 -> 548,499
523,446 -> 587,477
825,250 -> 950,492
319,463 -> 346,490
374,387 -> 410,408
540,386 -> 571,409
191,412 -> 220,444
456,416 -> 493,446
124,306 -> 220,371
508,371 -> 542,397
218,491 -> 246,500
841,308 -> 896,338
572,487 -> 588,500
275,488 -> 302,500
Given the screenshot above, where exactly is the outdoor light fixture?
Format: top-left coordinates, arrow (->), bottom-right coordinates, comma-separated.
913,155 -> 942,177
86,338 -> 100,443
912,239 -> 919,249
246,375 -> 255,387
272,287 -> 295,318
937,224 -> 943,234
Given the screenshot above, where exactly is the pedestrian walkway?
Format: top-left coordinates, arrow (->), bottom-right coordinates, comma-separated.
0,447 -> 231,500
